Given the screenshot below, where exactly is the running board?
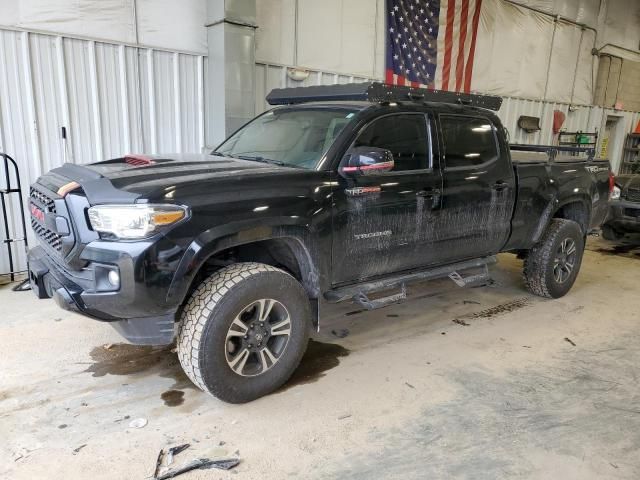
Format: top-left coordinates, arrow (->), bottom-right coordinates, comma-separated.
353,285 -> 407,310
448,263 -> 491,288
325,256 -> 496,304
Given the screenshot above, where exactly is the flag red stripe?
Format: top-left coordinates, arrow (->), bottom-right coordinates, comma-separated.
463,0 -> 483,93
386,68 -> 394,85
455,0 -> 470,91
441,0 -> 456,91
397,75 -> 406,86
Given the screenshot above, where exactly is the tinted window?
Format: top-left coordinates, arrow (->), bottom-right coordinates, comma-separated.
353,114 -> 429,171
440,115 -> 498,168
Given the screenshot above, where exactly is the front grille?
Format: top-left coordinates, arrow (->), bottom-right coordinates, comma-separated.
31,219 -> 62,251
30,186 -> 56,214
30,186 -> 62,253
624,188 -> 640,203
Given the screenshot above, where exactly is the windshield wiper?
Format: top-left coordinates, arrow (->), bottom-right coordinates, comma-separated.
210,151 -> 236,158
235,155 -> 286,166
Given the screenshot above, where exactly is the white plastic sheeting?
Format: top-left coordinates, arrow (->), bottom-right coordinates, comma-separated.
509,0 -> 600,27
255,0 -> 385,79
0,28 -> 205,275
0,0 -> 207,54
473,0 -> 595,104
598,0 -> 640,55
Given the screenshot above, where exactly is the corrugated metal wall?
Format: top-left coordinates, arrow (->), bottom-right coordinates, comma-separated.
0,28 -> 205,275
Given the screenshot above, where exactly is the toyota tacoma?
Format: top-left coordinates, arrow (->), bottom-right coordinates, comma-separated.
27,83 -> 612,403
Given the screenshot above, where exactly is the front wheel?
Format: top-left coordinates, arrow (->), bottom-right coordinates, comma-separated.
177,263 -> 311,403
523,219 -> 585,298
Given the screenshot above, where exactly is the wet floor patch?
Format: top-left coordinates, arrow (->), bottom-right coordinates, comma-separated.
160,389 -> 185,407
279,339 -> 350,391
86,344 -> 175,377
85,343 -> 196,405
592,243 -> 640,259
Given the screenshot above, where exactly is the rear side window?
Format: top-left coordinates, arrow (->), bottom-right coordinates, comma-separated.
440,115 -> 498,169
353,114 -> 430,171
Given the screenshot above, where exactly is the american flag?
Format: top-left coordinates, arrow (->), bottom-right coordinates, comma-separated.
385,0 -> 483,93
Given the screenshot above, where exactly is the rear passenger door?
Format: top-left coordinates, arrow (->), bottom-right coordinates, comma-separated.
436,114 -> 516,263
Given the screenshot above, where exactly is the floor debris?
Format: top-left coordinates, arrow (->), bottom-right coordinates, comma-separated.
338,414 -> 352,420
153,449 -> 164,478
153,443 -> 191,478
452,318 -> 470,326
72,444 -> 87,455
166,443 -> 190,466
331,328 -> 350,338
155,458 -> 240,479
128,417 -> 147,429
405,382 -> 415,389
564,337 -> 577,347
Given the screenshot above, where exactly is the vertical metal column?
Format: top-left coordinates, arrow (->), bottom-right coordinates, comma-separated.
205,0 -> 257,148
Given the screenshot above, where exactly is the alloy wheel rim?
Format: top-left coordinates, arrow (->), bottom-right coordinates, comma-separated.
225,299 -> 292,377
553,238 -> 577,284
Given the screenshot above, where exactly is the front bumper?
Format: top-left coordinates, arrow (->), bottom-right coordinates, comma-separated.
28,245 -> 177,345
604,200 -> 640,233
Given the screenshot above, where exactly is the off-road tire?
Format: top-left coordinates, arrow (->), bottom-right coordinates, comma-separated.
601,224 -> 624,242
523,219 -> 585,299
177,262 -> 311,403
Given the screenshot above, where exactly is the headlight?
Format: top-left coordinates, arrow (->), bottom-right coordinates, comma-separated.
87,204 -> 187,239
610,185 -> 621,201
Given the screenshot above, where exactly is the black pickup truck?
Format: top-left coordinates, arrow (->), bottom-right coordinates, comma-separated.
602,174 -> 640,240
27,83 -> 611,402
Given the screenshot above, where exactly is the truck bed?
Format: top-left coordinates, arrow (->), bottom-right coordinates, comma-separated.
504,144 -> 611,251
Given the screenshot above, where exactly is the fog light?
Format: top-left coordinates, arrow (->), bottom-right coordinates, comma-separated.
108,270 -> 120,287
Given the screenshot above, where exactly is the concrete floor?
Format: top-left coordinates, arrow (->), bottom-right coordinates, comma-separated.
1,236 -> 639,480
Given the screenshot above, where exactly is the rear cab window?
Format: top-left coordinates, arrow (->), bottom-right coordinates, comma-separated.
439,115 -> 499,169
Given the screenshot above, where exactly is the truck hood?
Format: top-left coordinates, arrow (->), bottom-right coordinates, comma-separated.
48,153 -> 289,204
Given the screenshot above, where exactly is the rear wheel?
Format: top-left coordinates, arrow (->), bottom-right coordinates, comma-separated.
523,219 -> 585,298
177,262 -> 311,403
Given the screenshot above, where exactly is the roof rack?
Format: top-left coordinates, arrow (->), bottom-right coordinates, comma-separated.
266,82 -> 502,111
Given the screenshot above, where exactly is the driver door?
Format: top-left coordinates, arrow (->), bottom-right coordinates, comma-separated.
331,112 -> 444,285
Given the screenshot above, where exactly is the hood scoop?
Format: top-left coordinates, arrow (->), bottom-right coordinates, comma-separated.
125,154 -> 156,167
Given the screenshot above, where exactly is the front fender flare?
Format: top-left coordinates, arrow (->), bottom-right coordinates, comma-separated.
166,220 -> 320,306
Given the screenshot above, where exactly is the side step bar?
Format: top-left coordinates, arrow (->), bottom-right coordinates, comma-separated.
325,256 -> 496,307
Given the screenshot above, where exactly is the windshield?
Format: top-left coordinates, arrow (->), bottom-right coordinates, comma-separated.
215,108 -> 358,169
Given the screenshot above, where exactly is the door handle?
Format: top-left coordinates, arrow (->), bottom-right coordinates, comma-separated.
492,181 -> 508,191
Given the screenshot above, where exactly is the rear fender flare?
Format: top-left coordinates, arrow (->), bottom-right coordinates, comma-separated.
532,196 -> 592,244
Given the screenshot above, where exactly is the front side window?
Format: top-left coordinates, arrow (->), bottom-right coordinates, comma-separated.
215,108 -> 357,169
440,115 -> 498,169
353,114 -> 430,171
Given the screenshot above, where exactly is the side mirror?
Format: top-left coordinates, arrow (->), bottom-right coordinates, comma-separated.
341,147 -> 394,176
